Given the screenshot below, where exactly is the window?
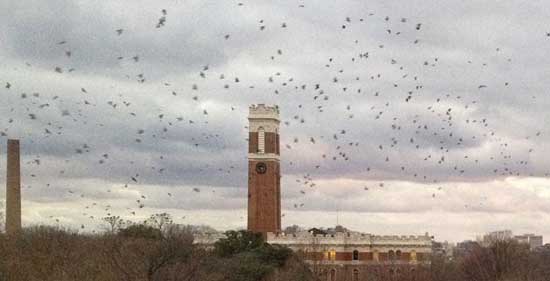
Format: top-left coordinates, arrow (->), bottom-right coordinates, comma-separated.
410,250 -> 417,262
396,250 -> 402,260
258,127 -> 265,153
324,251 -> 329,260
352,250 -> 359,261
388,250 -> 395,261
330,269 -> 336,281
352,269 -> 359,281
329,249 -> 336,261
373,250 -> 379,262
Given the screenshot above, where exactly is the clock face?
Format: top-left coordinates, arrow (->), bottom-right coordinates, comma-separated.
255,162 -> 267,174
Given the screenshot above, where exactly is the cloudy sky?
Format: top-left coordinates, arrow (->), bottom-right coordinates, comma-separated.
1,0 -> 550,242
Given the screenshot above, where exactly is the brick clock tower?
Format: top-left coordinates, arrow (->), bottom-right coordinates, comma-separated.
247,104 -> 281,234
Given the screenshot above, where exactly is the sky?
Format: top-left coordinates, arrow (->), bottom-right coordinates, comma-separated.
0,0 -> 550,243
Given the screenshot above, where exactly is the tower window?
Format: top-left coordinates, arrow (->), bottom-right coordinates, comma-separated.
258,127 -> 265,153
352,250 -> 359,260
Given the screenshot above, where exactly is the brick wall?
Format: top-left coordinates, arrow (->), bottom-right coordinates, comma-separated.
247,160 -> 280,233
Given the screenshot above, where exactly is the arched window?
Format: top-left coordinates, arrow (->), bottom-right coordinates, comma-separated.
352,269 -> 359,281
396,250 -> 402,260
388,250 -> 395,261
330,269 -> 336,281
257,127 -> 265,153
373,250 -> 379,262
352,250 -> 359,261
324,251 -> 329,260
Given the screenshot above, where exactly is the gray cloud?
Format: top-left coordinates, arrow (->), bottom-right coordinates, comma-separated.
1,0 -> 550,241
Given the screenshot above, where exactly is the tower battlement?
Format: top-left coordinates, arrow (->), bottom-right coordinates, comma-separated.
267,232 -> 433,246
249,104 -> 279,120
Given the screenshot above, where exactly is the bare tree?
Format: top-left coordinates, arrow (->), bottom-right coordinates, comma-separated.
294,234 -> 329,280
146,213 -> 173,234
102,216 -> 126,234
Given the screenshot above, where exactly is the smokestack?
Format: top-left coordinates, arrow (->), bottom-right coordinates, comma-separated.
6,139 -> 21,235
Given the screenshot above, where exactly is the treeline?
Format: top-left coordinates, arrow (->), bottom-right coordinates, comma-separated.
432,239 -> 550,281
1,215 -> 549,281
0,214 -> 313,281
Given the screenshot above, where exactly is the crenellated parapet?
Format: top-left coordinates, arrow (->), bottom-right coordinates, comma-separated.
249,104 -> 280,118
248,104 -> 280,133
266,231 -> 433,252
267,231 -> 431,242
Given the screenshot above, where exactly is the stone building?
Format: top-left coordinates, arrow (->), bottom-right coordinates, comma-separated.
514,234 -> 543,250
267,231 -> 432,281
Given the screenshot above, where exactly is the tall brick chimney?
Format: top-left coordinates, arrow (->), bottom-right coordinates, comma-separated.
6,139 -> 21,235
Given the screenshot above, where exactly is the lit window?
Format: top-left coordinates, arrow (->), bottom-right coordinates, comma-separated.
258,127 -> 265,153
329,249 -> 336,261
324,251 -> 329,260
373,250 -> 379,262
410,251 -> 417,262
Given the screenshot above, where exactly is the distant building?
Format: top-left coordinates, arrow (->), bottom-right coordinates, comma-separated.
479,230 -> 543,250
480,230 -> 513,246
454,240 -> 480,257
514,234 -> 543,250
432,240 -> 454,258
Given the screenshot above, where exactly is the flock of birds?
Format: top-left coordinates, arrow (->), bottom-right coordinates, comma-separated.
1,1 -> 549,231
